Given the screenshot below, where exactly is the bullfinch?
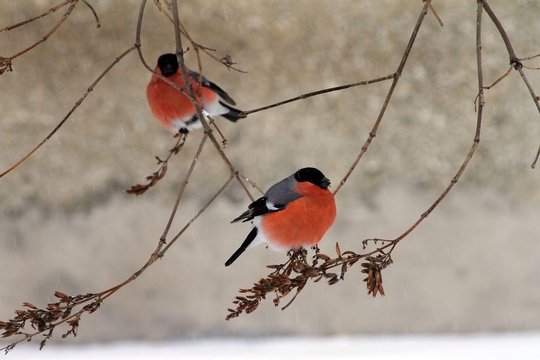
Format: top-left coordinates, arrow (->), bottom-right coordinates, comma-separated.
225,167 -> 337,266
146,53 -> 245,133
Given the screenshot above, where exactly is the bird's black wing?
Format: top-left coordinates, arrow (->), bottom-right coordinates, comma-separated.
187,69 -> 237,105
231,175 -> 302,223
231,197 -> 282,223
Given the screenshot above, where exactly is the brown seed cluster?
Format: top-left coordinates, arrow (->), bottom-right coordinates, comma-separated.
226,243 -> 392,320
361,254 -> 392,297
125,133 -> 186,195
0,291 -> 101,353
0,57 -> 12,75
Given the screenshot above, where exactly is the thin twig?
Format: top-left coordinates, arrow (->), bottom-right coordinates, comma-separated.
159,134 -> 208,241
522,64 -> 540,71
333,2 -> 431,194
238,172 -> 265,196
483,65 -> 512,89
480,0 -> 518,63
240,75 -> 395,116
81,0 -> 101,28
480,0 -> 540,161
5,1 -> 79,61
0,0 -> 71,33
207,114 -> 229,148
365,0 -> 485,255
125,133 -> 187,195
150,0 -> 245,73
520,53 -> 540,61
0,45 -> 137,179
424,0 -> 444,27
159,174 -> 235,256
369,0 -> 485,253
169,0 -> 253,201
532,145 -> 540,169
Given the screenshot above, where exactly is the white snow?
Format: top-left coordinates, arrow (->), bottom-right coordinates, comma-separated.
5,333 -> 540,359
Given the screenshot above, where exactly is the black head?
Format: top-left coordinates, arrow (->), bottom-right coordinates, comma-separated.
294,167 -> 331,189
157,53 -> 179,77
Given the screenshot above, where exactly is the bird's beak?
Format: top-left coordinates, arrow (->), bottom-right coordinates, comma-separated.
321,177 -> 331,189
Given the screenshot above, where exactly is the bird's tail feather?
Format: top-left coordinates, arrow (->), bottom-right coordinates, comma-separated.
219,101 -> 246,122
225,227 -> 258,266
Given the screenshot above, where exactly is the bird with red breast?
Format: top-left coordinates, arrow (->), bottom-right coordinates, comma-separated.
226,167 -> 337,266
146,53 -> 245,134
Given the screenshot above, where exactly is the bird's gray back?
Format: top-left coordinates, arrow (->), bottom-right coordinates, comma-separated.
265,175 -> 302,207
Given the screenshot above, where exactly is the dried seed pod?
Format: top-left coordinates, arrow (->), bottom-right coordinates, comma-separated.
22,303 -> 37,310
327,276 -> 340,285
54,291 -> 69,300
317,253 -> 331,261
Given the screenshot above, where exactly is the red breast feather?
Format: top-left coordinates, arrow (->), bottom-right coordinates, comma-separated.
260,182 -> 336,250
146,69 -> 214,131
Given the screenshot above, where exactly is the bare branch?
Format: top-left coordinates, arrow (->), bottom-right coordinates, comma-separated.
483,65 -> 512,89
520,52 -> 540,61
159,174 -> 235,256
159,134 -> 208,241
0,0 -> 71,33
424,0 -> 444,27
532,145 -> 540,169
334,2 -> 431,194
241,75 -> 395,116
480,0 -> 540,163
4,1 -> 79,62
150,0 -> 246,73
125,133 -> 188,195
81,0 -> 101,28
0,45 -> 137,179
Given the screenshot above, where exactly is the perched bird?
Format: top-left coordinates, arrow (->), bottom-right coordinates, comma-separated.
226,167 -> 337,266
146,53 -> 245,133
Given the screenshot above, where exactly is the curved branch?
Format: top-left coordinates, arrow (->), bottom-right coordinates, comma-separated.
333,2 -> 431,194
0,45 -> 137,179
5,0 -> 79,61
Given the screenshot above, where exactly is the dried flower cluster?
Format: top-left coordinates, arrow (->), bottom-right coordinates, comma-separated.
0,291 -> 101,353
226,243 -> 391,320
125,133 -> 186,195
362,254 -> 392,297
0,57 -> 12,75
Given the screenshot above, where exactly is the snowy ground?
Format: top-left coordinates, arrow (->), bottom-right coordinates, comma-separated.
5,333 -> 540,359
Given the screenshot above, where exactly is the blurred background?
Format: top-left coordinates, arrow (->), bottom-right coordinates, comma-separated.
1,0 -> 540,346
